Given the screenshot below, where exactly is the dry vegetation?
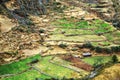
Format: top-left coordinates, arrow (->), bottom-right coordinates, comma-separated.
93,64 -> 120,80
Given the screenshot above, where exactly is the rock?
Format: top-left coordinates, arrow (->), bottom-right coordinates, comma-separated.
42,19 -> 50,23
98,0 -> 109,3
90,0 -> 115,21
3,57 -> 12,62
103,13 -> 111,18
13,9 -> 28,17
0,15 -> 16,33
82,48 -> 90,53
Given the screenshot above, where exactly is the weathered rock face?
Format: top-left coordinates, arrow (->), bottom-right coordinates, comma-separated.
15,0 -> 51,15
0,0 -> 53,64
63,7 -> 86,18
63,7 -> 98,20
82,0 -> 120,27
90,0 -> 115,21
0,26 -> 41,52
0,25 -> 44,64
0,15 -> 17,33
111,0 -> 120,28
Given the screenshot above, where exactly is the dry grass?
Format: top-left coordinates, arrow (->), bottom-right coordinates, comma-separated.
93,64 -> 120,80
47,34 -> 105,42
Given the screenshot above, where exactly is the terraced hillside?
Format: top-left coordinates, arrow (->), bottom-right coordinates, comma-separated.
1,13 -> 120,80
45,17 -> 120,51
0,0 -> 120,80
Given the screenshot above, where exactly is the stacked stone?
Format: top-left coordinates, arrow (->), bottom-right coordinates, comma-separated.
97,0 -> 113,8
91,0 -> 115,21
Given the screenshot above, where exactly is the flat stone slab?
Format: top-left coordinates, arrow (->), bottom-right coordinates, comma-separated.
0,15 -> 17,33
22,46 -> 48,56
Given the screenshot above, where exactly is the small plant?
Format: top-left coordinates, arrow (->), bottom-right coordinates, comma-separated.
71,47 -> 78,51
112,55 -> 118,63
80,16 -> 85,20
27,21 -> 34,25
83,42 -> 93,48
58,43 -> 67,49
39,29 -> 45,33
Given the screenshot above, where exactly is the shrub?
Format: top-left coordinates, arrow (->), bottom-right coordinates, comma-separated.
26,21 -> 34,25
71,47 -> 78,51
95,47 -> 103,53
58,43 -> 67,49
103,48 -> 112,54
111,46 -> 120,52
75,44 -> 83,48
112,55 -> 118,63
83,42 -> 94,49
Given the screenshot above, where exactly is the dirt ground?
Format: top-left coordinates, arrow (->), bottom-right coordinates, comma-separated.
60,54 -> 93,71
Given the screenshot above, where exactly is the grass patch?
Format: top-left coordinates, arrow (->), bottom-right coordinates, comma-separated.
0,55 -> 50,80
82,56 -> 112,66
35,56 -> 81,79
48,34 -> 104,42
0,55 -> 84,80
37,56 -> 77,78
51,28 -> 94,35
76,20 -> 89,29
92,41 -> 111,47
2,70 -> 50,80
0,55 -> 41,75
52,18 -> 119,47
53,18 -> 115,34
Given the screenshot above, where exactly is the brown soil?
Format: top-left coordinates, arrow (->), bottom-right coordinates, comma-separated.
60,54 -> 93,71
